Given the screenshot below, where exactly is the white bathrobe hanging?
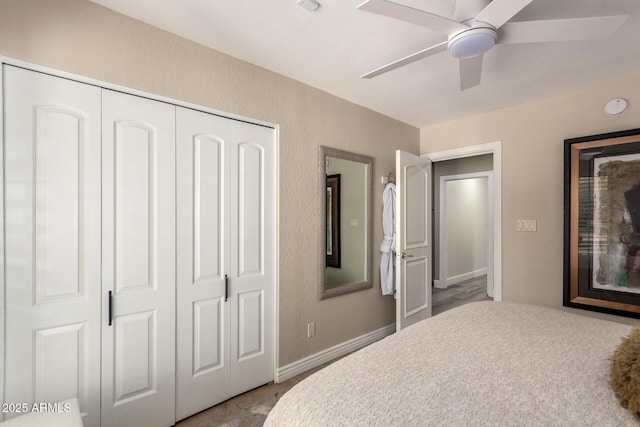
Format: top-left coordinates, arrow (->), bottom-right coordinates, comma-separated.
380,182 -> 396,297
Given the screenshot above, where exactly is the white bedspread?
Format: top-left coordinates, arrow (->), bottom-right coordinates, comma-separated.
266,301 -> 639,426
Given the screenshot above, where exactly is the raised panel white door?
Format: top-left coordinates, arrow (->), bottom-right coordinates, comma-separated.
4,64 -> 275,427
101,90 -> 176,427
3,66 -> 102,426
396,150 -> 432,331
229,121 -> 275,396
176,107 -> 231,420
176,108 -> 275,418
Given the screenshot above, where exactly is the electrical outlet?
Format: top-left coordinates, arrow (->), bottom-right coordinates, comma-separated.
307,322 -> 315,338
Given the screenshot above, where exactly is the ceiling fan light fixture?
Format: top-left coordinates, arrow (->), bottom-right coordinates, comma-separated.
448,27 -> 497,58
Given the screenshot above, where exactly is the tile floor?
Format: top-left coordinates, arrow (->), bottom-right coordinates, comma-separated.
175,362 -> 331,427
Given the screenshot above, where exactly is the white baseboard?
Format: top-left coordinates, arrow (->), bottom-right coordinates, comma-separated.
275,323 -> 396,383
444,268 -> 487,288
433,279 -> 445,289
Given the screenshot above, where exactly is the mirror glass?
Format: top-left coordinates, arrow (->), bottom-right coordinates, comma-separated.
319,146 -> 373,300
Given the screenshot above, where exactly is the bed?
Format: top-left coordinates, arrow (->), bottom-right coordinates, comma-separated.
265,301 -> 638,426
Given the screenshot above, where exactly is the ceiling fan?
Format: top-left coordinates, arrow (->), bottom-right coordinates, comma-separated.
358,0 -> 630,90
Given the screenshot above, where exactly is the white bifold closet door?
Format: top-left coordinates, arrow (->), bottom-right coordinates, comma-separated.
3,65 -> 102,426
101,90 -> 176,427
3,64 -> 273,427
175,107 -> 275,421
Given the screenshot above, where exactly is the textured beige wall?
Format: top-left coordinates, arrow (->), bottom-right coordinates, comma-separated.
421,73 -> 640,313
0,0 -> 419,366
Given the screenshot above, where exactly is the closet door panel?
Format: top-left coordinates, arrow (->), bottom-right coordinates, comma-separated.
33,323 -> 87,402
229,122 -> 275,396
237,290 -> 264,359
115,123 -> 154,292
237,143 -> 264,276
193,134 -> 224,282
176,107 -> 231,421
114,311 -> 155,401
192,298 -> 224,374
101,90 -> 175,427
3,66 -> 101,426
34,106 -> 84,301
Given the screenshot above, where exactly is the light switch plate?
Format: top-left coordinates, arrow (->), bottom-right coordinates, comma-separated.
517,219 -> 537,232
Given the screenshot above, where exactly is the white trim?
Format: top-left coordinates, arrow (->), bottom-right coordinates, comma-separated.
427,142 -> 499,161
424,141 -> 502,302
438,171 -> 493,297
444,268 -> 488,287
273,124 -> 281,384
0,56 -> 277,130
275,323 -> 395,383
0,61 -> 5,410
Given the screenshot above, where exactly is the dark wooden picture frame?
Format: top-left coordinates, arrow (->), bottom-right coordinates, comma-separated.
564,128 -> 640,318
326,174 -> 341,268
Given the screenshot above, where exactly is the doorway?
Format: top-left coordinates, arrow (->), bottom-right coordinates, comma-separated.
435,166 -> 493,292
424,142 -> 502,307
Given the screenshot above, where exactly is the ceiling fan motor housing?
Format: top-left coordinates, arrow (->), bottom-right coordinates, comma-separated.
448,25 -> 497,58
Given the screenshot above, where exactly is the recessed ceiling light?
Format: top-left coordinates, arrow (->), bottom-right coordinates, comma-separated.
298,0 -> 320,12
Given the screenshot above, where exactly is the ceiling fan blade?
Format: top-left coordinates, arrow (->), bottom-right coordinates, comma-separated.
357,0 -> 468,35
361,41 -> 448,79
499,15 -> 630,44
459,55 -> 483,90
475,0 -> 534,29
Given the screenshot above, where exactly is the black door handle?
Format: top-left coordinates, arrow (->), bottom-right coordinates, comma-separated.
108,291 -> 113,326
225,274 -> 229,302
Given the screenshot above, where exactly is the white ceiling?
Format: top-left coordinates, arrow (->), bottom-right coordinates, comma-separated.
87,0 -> 640,127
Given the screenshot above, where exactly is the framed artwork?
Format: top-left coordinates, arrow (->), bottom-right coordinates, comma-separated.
564,128 -> 640,318
326,174 -> 341,268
